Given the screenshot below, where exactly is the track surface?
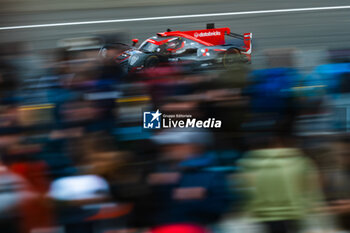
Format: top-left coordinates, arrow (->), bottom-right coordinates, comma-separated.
0,0 -> 349,54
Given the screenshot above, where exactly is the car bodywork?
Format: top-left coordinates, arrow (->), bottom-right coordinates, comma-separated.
102,24 -> 253,72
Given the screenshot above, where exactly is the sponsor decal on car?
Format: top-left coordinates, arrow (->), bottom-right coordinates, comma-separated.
194,31 -> 221,38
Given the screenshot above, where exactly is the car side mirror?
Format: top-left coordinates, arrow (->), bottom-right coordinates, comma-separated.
132,39 -> 139,46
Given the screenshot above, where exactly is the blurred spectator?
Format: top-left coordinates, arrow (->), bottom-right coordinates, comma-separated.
238,134 -> 324,233
200,64 -> 250,151
0,158 -> 37,233
0,59 -> 19,105
131,129 -> 231,232
322,138 -> 350,231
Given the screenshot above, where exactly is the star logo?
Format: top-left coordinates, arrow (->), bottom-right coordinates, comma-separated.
151,109 -> 162,122
143,109 -> 162,129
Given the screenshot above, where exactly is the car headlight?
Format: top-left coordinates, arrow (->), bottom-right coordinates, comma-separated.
130,55 -> 139,65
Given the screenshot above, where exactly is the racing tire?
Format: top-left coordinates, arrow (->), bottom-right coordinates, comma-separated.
223,48 -> 242,68
144,55 -> 160,68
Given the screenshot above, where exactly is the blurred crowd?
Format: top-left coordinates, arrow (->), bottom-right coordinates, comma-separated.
0,40 -> 350,233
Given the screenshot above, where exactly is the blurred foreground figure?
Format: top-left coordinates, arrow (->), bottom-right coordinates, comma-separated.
141,129 -> 230,233
0,159 -> 35,233
323,138 -> 350,231
49,174 -> 111,233
239,134 -> 323,233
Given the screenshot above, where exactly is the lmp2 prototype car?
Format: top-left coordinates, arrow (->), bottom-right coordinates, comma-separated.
101,24 -> 252,72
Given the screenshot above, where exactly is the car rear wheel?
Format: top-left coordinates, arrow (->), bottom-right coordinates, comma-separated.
223,48 -> 242,67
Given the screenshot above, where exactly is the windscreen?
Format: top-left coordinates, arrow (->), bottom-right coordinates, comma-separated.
139,42 -> 159,52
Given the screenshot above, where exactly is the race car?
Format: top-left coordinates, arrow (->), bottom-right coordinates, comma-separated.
100,24 -> 252,72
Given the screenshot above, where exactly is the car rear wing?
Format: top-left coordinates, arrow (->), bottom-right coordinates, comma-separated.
241,32 -> 252,55
206,24 -> 252,55
228,32 -> 244,39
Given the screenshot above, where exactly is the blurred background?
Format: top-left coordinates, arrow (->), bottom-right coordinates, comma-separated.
0,0 -> 350,233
